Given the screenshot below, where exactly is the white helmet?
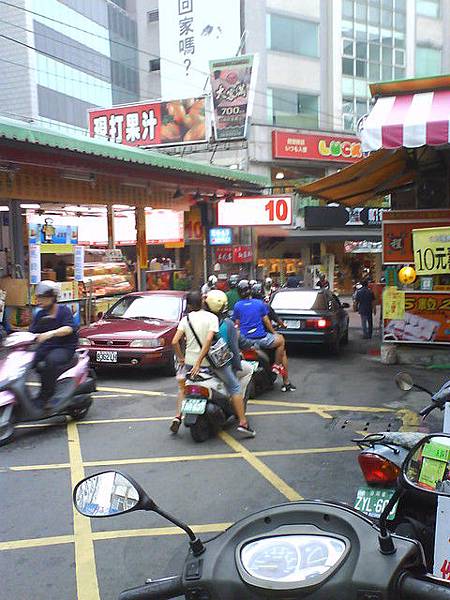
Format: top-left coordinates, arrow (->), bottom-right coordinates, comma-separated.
205,289 -> 228,315
35,280 -> 59,299
207,275 -> 218,287
265,277 -> 273,287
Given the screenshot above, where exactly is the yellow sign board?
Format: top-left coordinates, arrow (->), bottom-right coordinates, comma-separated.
40,244 -> 74,255
413,226 -> 450,276
383,286 -> 405,320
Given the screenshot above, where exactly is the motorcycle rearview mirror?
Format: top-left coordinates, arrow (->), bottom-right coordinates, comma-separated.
395,372 -> 414,392
73,471 -> 205,556
401,434 -> 450,497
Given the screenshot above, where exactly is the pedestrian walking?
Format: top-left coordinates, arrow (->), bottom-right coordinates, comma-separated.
354,279 -> 375,339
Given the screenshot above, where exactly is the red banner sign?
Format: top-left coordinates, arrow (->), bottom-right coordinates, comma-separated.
233,245 -> 253,263
215,247 -> 233,263
384,292 -> 450,344
272,131 -> 362,163
88,97 -> 207,148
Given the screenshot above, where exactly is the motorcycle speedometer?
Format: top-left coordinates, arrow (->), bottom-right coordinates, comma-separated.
237,533 -> 349,591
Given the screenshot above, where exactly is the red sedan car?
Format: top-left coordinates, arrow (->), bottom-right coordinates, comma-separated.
78,291 -> 187,374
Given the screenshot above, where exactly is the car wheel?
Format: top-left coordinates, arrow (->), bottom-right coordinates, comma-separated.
328,335 -> 340,356
161,353 -> 176,377
341,328 -> 349,345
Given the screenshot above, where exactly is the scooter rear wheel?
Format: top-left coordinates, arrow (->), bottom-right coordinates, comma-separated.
190,415 -> 211,443
0,405 -> 15,446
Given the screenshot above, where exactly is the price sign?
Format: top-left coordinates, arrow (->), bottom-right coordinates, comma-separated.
218,196 -> 292,226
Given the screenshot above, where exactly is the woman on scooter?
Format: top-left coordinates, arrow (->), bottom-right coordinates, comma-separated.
30,280 -> 78,410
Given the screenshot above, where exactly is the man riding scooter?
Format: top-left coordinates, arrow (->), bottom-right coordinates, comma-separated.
30,280 -> 78,412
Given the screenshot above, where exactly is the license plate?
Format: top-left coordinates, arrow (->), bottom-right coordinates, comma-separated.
285,320 -> 301,329
182,398 -> 207,415
96,350 -> 118,363
354,486 -> 398,520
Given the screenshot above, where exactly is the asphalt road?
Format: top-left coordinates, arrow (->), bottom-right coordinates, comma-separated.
0,331 -> 447,600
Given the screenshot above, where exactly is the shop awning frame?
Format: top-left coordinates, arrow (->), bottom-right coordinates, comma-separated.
0,114 -> 269,191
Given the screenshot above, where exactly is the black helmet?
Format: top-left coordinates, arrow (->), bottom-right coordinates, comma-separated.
251,282 -> 264,299
35,280 -> 59,299
228,274 -> 239,288
237,279 -> 251,298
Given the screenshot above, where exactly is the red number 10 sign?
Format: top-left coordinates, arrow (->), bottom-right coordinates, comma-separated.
217,196 -> 292,226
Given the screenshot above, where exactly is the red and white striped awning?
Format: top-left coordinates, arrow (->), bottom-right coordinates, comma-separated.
360,90 -> 450,152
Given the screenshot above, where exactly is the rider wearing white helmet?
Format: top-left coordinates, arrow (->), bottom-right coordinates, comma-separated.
30,280 -> 78,409
204,289 -> 255,437
201,274 -> 218,297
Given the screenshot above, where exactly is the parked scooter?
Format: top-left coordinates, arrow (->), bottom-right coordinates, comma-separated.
181,370 -> 239,443
353,372 -> 450,570
0,331 -> 96,446
73,434 -> 450,599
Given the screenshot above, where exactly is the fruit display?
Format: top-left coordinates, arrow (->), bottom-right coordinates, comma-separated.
161,98 -> 206,144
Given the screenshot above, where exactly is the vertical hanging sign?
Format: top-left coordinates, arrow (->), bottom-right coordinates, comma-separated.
74,246 -> 85,282
29,244 -> 41,285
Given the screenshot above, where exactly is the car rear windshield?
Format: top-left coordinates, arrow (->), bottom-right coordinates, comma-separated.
107,295 -> 181,321
271,291 -> 327,311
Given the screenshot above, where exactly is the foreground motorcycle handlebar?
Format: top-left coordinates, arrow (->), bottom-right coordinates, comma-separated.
398,574 -> 450,600
118,576 -> 183,600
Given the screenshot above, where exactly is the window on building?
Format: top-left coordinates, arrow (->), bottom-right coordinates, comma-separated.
149,59 -> 160,72
416,45 -> 442,77
270,89 -> 319,129
416,0 -> 441,18
147,9 -> 159,23
268,14 -> 319,58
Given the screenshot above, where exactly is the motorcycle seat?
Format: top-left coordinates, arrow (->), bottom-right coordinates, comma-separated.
373,431 -> 427,449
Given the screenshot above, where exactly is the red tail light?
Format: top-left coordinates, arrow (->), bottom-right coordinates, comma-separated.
243,349 -> 258,360
185,385 -> 209,398
358,453 -> 400,484
305,318 -> 332,329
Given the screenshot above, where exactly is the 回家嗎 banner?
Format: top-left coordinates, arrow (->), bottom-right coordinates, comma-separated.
210,54 -> 257,141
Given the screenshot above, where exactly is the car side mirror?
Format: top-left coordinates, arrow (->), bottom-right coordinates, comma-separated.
402,434 -> 450,497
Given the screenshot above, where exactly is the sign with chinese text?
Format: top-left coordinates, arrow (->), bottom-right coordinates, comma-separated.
305,206 -> 384,229
185,207 -> 204,241
89,97 -> 207,148
218,196 -> 292,226
210,54 -> 256,140
215,246 -> 233,263
382,287 -> 405,320
383,292 -> 450,345
74,246 -> 85,282
382,210 -> 450,264
28,221 -> 78,245
233,245 -> 253,263
272,131 -> 362,163
209,227 -> 233,245
146,210 -> 184,244
29,244 -> 41,285
413,227 -> 450,276
159,0 -> 241,98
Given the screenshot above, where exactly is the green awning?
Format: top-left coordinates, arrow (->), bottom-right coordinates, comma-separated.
0,115 -> 268,189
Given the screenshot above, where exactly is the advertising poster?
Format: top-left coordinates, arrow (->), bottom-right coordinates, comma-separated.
383,292 -> 450,344
412,226 -> 450,276
158,0 -> 241,99
28,221 -> 78,245
74,246 -> 85,282
210,54 -> 256,140
272,131 -> 362,163
29,244 -> 41,285
89,97 -> 207,148
382,287 -> 405,320
382,209 -> 450,264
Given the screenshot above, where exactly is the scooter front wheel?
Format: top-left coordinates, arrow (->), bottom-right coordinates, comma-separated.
0,404 -> 15,446
68,404 -> 91,420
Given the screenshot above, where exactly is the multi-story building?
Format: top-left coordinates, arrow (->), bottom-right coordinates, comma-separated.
0,0 -> 139,133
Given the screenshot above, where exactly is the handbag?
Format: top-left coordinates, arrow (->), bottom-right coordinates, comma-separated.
186,314 -> 232,369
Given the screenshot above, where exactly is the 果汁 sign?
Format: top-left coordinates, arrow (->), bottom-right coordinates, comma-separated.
218,196 -> 292,226
88,97 -> 207,148
413,226 -> 450,276
272,131 -> 362,163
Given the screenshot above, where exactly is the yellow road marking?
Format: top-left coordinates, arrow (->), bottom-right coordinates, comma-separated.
96,385 -> 175,397
219,431 -> 302,501
84,452 -> 239,467
67,421 -> 100,600
254,446 -> 357,457
398,408 -> 420,431
248,399 -> 394,413
0,534 -> 74,551
93,394 -> 133,399
93,522 -> 232,541
9,462 -> 70,471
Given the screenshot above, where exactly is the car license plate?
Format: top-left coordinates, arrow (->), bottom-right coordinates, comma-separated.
285,320 -> 301,329
182,398 -> 207,415
354,486 -> 398,520
96,350 -> 118,363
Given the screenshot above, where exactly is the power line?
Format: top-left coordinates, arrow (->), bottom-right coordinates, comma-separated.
0,0 -> 349,125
